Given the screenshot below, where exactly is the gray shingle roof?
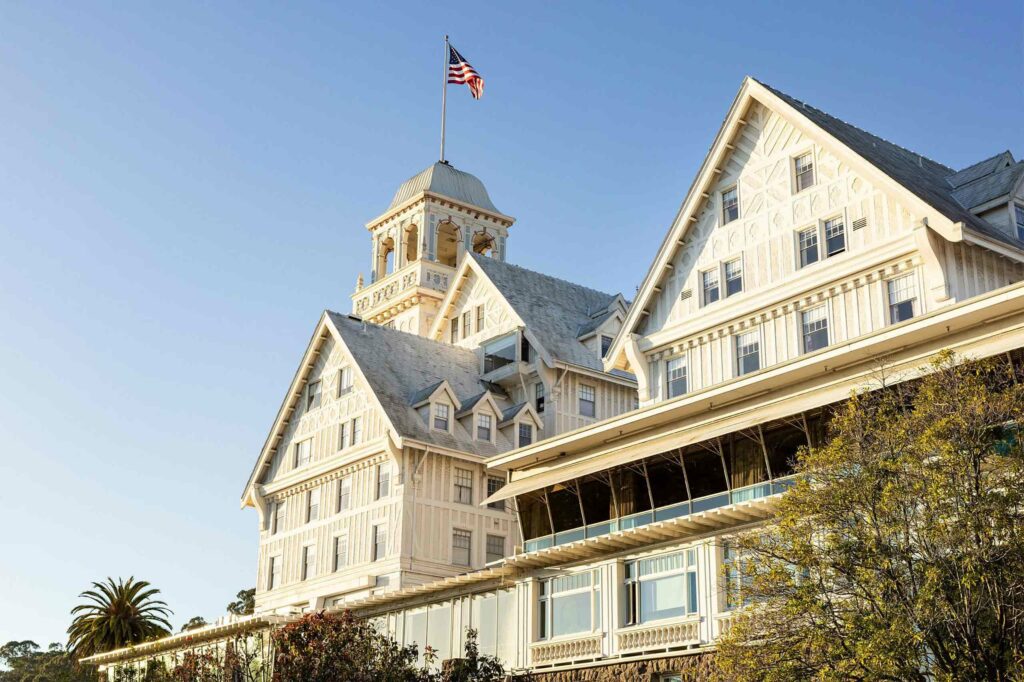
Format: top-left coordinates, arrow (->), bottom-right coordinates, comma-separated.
951,161 -> 1024,210
756,80 -> 1024,249
947,151 -> 1015,188
389,161 -> 500,214
327,312 -> 512,456
470,254 -> 623,372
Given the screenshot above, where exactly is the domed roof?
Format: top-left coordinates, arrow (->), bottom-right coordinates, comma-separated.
388,161 -> 500,214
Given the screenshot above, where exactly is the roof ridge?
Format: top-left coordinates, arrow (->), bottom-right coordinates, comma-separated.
754,78 -> 954,174
952,159 -> 1024,188
470,253 -> 619,302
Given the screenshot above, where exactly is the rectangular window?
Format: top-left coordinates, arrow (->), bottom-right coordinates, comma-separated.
333,536 -> 348,571
452,529 -> 472,567
625,550 -> 699,625
887,274 -> 918,324
701,269 -> 720,305
454,467 -> 473,504
486,535 -> 504,563
301,545 -> 316,581
372,524 -> 386,562
476,413 -> 493,441
666,356 -> 687,399
722,186 -> 739,224
476,304 -> 485,332
487,476 -> 505,511
518,422 -> 533,447
337,367 -> 353,397
724,259 -> 742,297
376,463 -> 390,500
338,422 -> 347,451
600,335 -> 614,358
350,417 -> 362,446
578,384 -> 596,418
794,152 -> 815,192
306,380 -> 321,411
295,439 -> 311,468
338,476 -> 352,512
735,330 -> 760,376
483,334 -> 517,373
535,383 -> 545,414
268,556 -> 281,590
1016,204 -> 1024,240
272,501 -> 285,535
824,216 -> 846,256
462,311 -> 471,338
538,571 -> 601,639
798,227 -> 819,268
801,306 -> 829,353
450,317 -> 459,344
433,403 -> 450,431
306,488 -> 320,523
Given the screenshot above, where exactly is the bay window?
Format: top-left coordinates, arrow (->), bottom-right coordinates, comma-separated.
625,549 -> 698,625
483,334 -> 517,373
538,570 -> 601,639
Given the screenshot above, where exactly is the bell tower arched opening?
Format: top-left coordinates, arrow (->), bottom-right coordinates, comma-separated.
472,230 -> 495,257
403,225 -> 419,265
437,221 -> 460,267
377,236 -> 396,278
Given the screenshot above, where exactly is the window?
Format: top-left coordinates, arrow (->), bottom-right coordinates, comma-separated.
887,274 -> 918,323
350,417 -> 362,446
535,383 -> 545,414
450,317 -> 459,344
579,384 -> 596,418
722,186 -> 739,224
518,422 -> 534,447
433,403 -> 450,431
372,524 -> 386,561
462,311 -> 471,338
801,306 -> 829,353
797,227 -> 819,268
625,550 -> 698,625
268,556 -> 281,590
271,501 -> 285,535
376,464 -> 390,500
666,356 -> 687,399
306,488 -> 320,523
1015,204 -> 1024,240
454,467 -> 473,504
301,545 -> 316,581
452,529 -> 472,566
486,535 -> 505,563
338,476 -> 352,512
487,476 -> 505,511
600,335 -> 614,358
521,335 -> 532,363
337,423 -> 348,451
724,259 -> 742,297
295,439 -> 311,468
483,335 -> 517,373
337,367 -> 353,397
538,570 -> 601,639
723,543 -> 751,610
735,330 -> 760,376
824,216 -> 846,256
476,304 -> 485,333
701,269 -> 720,305
306,380 -> 321,411
794,152 -> 815,192
333,535 -> 348,571
476,413 -> 492,441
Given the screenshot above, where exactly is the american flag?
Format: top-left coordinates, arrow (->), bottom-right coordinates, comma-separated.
447,43 -> 484,100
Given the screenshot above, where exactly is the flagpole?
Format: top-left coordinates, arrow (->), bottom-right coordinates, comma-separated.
440,35 -> 449,163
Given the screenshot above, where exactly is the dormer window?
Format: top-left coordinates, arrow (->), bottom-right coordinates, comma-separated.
306,380 -> 322,411
476,413 -> 493,441
433,403 -> 450,431
722,186 -> 739,224
794,152 -> 815,192
337,367 -> 352,397
600,335 -> 614,358
518,422 -> 533,447
1015,204 -> 1024,240
483,334 -> 517,373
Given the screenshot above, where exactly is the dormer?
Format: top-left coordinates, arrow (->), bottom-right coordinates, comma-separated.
455,391 -> 503,444
576,294 -> 629,361
499,403 -> 543,448
947,151 -> 1024,242
410,380 -> 459,434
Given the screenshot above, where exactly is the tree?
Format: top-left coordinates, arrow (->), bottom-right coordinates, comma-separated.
431,629 -> 504,682
226,588 -> 255,616
180,617 -> 208,633
0,641 -> 93,682
713,353 -> 1024,682
68,576 -> 173,658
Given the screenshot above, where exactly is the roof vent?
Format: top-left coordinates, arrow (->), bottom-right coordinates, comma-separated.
680,289 -> 693,301
852,217 -> 867,231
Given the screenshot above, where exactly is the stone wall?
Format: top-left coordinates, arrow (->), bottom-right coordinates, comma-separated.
524,652 -> 715,682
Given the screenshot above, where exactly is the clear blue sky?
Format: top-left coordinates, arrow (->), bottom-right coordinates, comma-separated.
1,1 -> 1021,647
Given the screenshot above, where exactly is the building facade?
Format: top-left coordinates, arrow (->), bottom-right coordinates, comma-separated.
87,77 -> 1024,679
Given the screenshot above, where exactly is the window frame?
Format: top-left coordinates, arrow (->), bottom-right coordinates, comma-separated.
538,569 -> 602,640
452,528 -> 472,567
600,335 -> 614,358
701,268 -> 721,306
450,317 -> 459,344
1014,203 -> 1024,240
306,487 -> 320,523
453,467 -> 474,505
294,438 -> 312,468
796,225 -> 820,269
578,384 -> 596,418
625,549 -> 699,626
486,476 -> 505,511
306,379 -> 322,411
482,333 -> 518,374
375,463 -> 391,500
535,382 -> 545,414
886,273 -> 919,324
800,305 -> 830,354
372,524 -> 386,562
734,328 -> 761,377
432,402 -> 450,432
338,475 -> 352,512
333,534 -> 348,572
666,355 -> 688,399
301,544 -> 316,581
350,417 -> 362,447
337,367 -> 353,397
268,555 -> 282,590
721,185 -> 739,224
476,412 -> 493,442
486,534 -> 505,563
793,151 -> 815,193
476,304 -> 485,333
271,500 -> 285,535
518,421 -> 534,447
724,258 -> 743,297
823,215 -> 846,257
462,311 -> 472,338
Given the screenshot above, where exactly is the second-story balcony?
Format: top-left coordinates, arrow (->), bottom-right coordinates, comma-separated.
351,260 -> 455,321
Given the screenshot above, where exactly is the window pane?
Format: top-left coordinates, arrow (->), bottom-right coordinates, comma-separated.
454,467 -> 473,504
795,153 -> 814,191
434,403 -> 449,430
579,384 -> 596,418
1016,205 -> 1024,240
825,217 -> 845,256
307,380 -> 321,410
722,187 -> 739,224
702,269 -> 720,305
486,535 -> 504,562
483,335 -> 517,373
452,529 -> 471,566
640,574 -> 686,623
798,228 -> 819,268
535,383 -> 545,413
667,357 -> 687,398
450,318 -> 459,343
887,274 -> 917,324
552,592 -> 591,636
724,260 -> 742,297
801,307 -> 829,353
477,413 -> 492,441
487,477 -> 505,510
735,330 -> 760,376
518,422 -> 533,447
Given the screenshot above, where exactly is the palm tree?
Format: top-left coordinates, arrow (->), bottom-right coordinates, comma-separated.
67,577 -> 172,657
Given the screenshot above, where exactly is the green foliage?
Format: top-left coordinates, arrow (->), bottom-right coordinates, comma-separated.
226,589 -> 255,617
68,576 -> 173,658
180,617 -> 208,633
714,353 -> 1024,682
430,629 -> 504,682
0,640 -> 93,682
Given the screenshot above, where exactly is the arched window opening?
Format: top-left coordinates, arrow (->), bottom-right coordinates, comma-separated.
472,230 -> 495,257
404,225 -> 419,265
437,221 -> 459,267
377,236 -> 396,278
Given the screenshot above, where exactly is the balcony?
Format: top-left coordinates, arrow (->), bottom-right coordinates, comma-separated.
523,476 -> 797,553
529,633 -> 603,666
617,616 -> 701,653
351,260 -> 455,321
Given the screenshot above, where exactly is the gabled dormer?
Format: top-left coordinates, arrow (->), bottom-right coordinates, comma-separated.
498,403 -> 543,448
455,391 -> 504,444
410,380 -> 460,435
